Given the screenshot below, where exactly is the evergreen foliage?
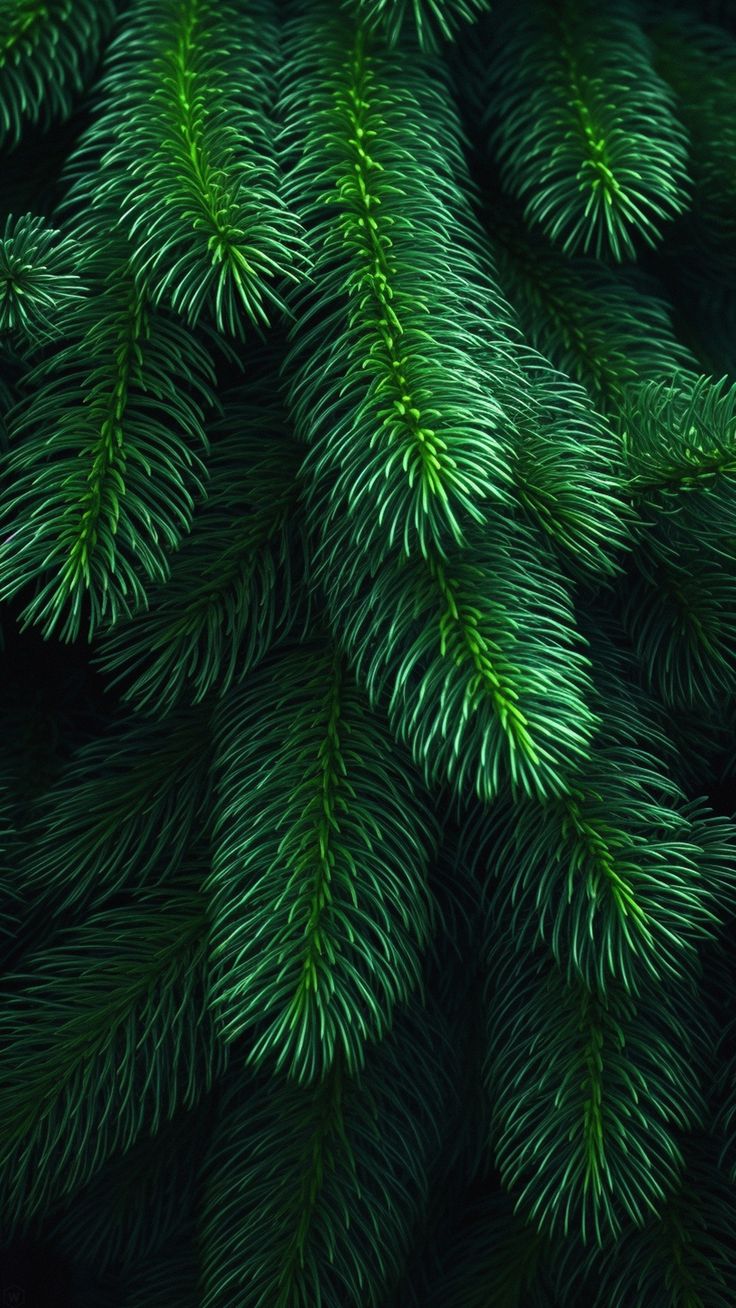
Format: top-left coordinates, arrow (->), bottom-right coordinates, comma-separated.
0,878 -> 226,1230
95,378 -> 310,714
618,375 -> 736,707
198,1003 -> 451,1308
0,0 -> 735,1303
347,0 -> 491,51
648,11 -> 736,281
481,0 -> 690,259
68,0 -> 307,334
17,704 -> 212,918
0,243 -> 218,640
0,0 -> 116,150
0,212 -> 83,345
489,211 -> 696,407
561,1141 -> 736,1307
487,937 -> 705,1242
49,1096 -> 214,1275
207,640 -> 439,1080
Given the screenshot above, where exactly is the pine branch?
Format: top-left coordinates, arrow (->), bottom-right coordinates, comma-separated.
95,382 -> 310,715
1,1 -> 734,1300
48,1097 -> 214,1275
622,376 -> 736,531
316,512 -> 597,801
649,13 -> 736,280
576,1141 -> 736,1308
621,543 -> 736,709
614,376 -> 736,706
0,238 -> 218,640
345,0 -> 491,51
381,943 -> 531,1307
567,615 -> 680,768
377,920 -> 496,1307
501,350 -> 631,577
281,2 -> 519,561
461,659 -> 736,994
486,939 -> 705,1243
0,0 -> 116,151
483,0 -> 690,259
490,214 -> 696,410
0,879 -> 228,1229
398,848 -> 493,1212
198,1003 -> 451,1308
0,213 -> 84,347
473,784 -> 729,997
67,0 -> 306,334
207,641 -> 439,1081
280,4 -> 598,799
17,705 -> 212,921
581,610 -> 736,824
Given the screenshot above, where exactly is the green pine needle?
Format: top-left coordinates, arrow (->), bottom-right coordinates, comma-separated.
346,0 -> 491,51
491,215 -> 697,408
0,241 -> 217,640
281,4 -> 518,561
0,0 -> 116,150
67,0 -> 308,334
484,0 -> 690,259
487,940 -> 705,1243
314,510 -> 598,801
207,641 -> 439,1081
650,13 -> 736,279
95,382 -> 310,715
0,0 -> 734,1298
618,376 -> 736,706
0,213 -> 84,345
48,1098 -> 213,1276
18,706 -> 212,919
578,1142 -> 736,1308
280,3 -> 599,801
0,880 -> 227,1227
198,1004 -> 450,1308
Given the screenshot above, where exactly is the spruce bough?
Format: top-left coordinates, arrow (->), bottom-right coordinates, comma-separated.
0,0 -> 735,1304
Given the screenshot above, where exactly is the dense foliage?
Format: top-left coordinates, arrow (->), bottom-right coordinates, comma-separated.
0,0 -> 735,1304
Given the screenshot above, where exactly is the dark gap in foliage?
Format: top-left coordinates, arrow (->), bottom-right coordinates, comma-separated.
0,1238 -> 72,1308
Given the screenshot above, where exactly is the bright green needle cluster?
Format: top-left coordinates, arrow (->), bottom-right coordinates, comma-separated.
0,241 -> 217,640
207,642 -> 439,1081
68,0 -> 308,334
